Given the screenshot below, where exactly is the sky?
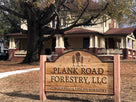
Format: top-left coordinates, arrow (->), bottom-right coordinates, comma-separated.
92,0 -> 99,2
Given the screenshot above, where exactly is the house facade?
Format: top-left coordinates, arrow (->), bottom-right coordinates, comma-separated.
7,19 -> 136,61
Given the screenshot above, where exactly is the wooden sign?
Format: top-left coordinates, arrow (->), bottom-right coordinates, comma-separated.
45,50 -> 114,94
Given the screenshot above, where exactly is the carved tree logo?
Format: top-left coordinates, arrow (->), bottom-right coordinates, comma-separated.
72,52 -> 83,66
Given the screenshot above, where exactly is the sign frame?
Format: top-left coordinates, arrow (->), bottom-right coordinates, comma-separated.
40,50 -> 120,102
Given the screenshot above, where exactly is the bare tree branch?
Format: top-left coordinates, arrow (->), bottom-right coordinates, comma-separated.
91,18 -> 111,26
71,0 -> 89,27
2,12 -> 20,29
40,4 -> 55,21
41,13 -> 56,28
53,0 -> 67,30
62,3 -> 109,32
55,9 -> 60,30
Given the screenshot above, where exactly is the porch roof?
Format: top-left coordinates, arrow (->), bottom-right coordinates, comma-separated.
64,28 -> 102,35
105,27 -> 136,36
6,32 -> 27,37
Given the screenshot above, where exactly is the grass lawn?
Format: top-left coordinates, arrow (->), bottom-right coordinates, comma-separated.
0,61 -> 135,102
0,61 -> 39,73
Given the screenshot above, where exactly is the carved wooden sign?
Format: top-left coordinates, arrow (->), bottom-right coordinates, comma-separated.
45,51 -> 114,94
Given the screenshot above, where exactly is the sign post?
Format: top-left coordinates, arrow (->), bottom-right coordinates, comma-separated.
114,55 -> 120,102
40,55 -> 46,101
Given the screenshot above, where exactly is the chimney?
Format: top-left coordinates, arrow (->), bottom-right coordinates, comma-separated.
109,20 -> 114,29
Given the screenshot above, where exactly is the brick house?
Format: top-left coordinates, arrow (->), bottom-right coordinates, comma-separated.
7,20 -> 136,61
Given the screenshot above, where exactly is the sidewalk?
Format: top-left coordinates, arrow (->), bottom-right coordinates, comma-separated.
0,68 -> 40,79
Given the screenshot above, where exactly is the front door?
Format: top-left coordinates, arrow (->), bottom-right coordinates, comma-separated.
109,38 -> 115,49
83,37 -> 89,49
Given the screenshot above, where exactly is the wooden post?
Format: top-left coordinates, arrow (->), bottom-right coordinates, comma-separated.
114,55 -> 120,102
40,55 -> 46,101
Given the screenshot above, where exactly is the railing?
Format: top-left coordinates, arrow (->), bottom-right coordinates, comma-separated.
14,50 -> 27,57
128,50 -> 136,58
98,49 -> 122,55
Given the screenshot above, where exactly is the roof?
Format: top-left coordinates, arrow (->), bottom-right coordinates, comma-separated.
105,27 -> 136,36
64,28 -> 101,35
6,32 -> 27,37
6,27 -> 136,37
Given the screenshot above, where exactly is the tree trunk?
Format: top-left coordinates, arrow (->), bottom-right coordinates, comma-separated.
23,16 -> 40,63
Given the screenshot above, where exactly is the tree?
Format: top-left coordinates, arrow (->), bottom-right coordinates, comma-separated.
0,0 -> 21,38
0,0 -> 133,63
123,0 -> 136,27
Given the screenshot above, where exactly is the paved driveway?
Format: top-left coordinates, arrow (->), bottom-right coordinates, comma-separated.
0,68 -> 40,79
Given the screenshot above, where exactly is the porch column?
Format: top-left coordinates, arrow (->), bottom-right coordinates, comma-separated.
134,40 -> 136,50
129,39 -> 132,49
120,38 -> 124,49
89,35 -> 98,55
55,35 -> 59,48
100,37 -> 105,48
122,37 -> 129,59
9,37 -> 16,49
126,37 -> 128,49
132,40 -> 136,58
12,37 -> 16,49
59,35 -> 65,48
89,35 -> 93,48
55,34 -> 65,56
8,37 -> 16,60
132,40 -> 135,50
94,35 -> 98,55
129,39 -> 133,59
9,37 -> 12,49
95,35 -> 98,48
134,40 -> 136,56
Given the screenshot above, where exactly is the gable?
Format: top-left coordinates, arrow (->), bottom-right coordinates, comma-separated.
128,33 -> 135,40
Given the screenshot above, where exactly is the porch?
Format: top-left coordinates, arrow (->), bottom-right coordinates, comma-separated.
52,32 -> 136,60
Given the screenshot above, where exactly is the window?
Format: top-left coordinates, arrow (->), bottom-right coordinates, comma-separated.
128,39 -> 129,48
52,19 -> 55,27
105,38 -> 107,49
109,38 -> 115,49
63,18 -> 66,27
52,38 -> 56,51
64,38 -> 69,49
59,19 -> 61,27
105,21 -> 107,27
98,37 -> 100,48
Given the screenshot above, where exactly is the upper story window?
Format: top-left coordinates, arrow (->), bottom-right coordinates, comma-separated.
52,19 -> 55,28
59,19 -> 61,27
105,21 -> 107,27
51,18 -> 67,28
63,18 -> 66,27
